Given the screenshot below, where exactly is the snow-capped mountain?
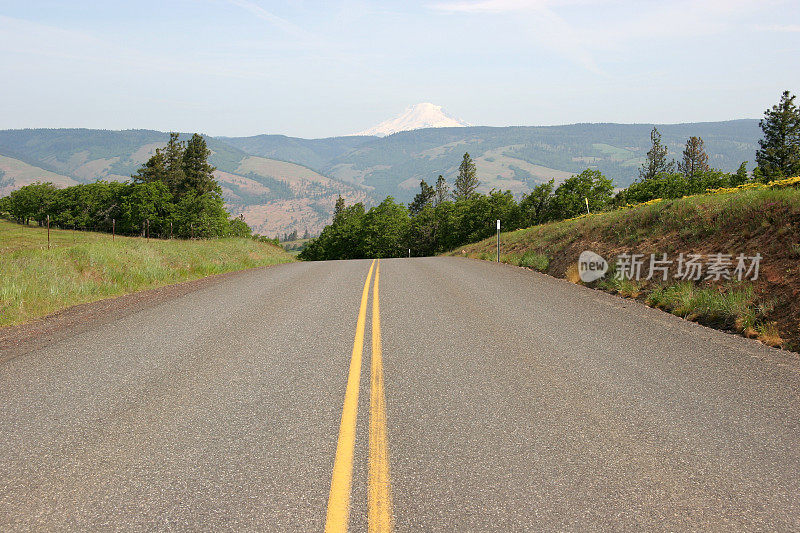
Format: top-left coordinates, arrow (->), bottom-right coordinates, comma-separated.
353,103 -> 469,137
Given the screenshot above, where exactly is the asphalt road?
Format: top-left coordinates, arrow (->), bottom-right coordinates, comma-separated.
1,257 -> 798,531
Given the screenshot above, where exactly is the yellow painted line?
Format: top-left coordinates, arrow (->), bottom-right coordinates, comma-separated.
325,259 -> 376,533
369,260 -> 393,533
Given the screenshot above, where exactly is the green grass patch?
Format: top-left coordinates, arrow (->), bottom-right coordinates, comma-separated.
645,282 -> 771,332
0,220 -> 294,326
517,251 -> 550,271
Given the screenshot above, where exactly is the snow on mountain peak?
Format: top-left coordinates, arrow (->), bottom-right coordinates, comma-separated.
353,103 -> 469,137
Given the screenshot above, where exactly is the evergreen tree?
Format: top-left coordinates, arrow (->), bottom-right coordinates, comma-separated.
453,153 -> 480,200
125,132 -> 245,238
181,134 -> 217,196
434,175 -> 449,206
132,148 -> 167,185
639,127 -> 674,180
303,228 -> 310,239
333,195 -> 345,221
409,179 -> 436,215
163,132 -> 186,195
732,162 -> 749,185
756,90 -> 800,179
678,136 -> 710,178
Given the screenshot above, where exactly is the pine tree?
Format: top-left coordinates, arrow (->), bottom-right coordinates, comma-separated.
333,195 -> 345,221
163,132 -> 186,195
731,162 -> 749,185
639,127 -> 674,180
132,148 -> 167,185
132,133 -> 219,199
409,179 -> 436,215
434,175 -> 449,205
756,90 -> 800,179
181,134 -> 217,196
453,153 -> 479,200
678,136 -> 710,178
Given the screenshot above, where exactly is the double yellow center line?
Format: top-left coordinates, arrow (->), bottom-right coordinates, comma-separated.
325,259 -> 393,533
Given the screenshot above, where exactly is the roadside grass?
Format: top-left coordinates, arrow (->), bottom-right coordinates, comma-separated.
0,220 -> 294,326
496,185 -> 800,251
483,250 -> 551,271
643,282 -> 771,333
517,250 -> 550,272
450,182 -> 800,351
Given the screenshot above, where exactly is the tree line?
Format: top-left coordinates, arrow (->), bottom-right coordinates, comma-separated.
301,90 -> 800,261
0,133 -> 251,239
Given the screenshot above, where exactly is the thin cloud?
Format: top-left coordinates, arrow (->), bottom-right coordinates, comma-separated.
431,0 -> 547,12
429,0 -> 601,12
428,0 -> 774,74
0,14 -> 278,82
429,0 -> 603,74
757,24 -> 800,32
224,0 -> 314,40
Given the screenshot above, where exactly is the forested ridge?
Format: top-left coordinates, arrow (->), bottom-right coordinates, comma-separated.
300,92 -> 800,261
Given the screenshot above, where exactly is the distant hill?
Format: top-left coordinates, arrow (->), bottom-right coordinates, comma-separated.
0,154 -> 78,196
224,120 -> 762,201
218,134 -> 376,171
0,120 -> 762,234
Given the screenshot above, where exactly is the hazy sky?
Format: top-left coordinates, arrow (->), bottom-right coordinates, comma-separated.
1,0 -> 798,138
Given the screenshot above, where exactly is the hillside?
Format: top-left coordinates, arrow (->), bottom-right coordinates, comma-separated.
0,129 -> 368,236
218,134 -> 376,170
450,180 -> 800,351
222,121 -> 761,202
0,219 -> 294,327
0,154 -> 78,196
321,121 -> 761,200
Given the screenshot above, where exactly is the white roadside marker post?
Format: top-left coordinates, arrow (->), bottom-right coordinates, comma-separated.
496,219 -> 500,263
